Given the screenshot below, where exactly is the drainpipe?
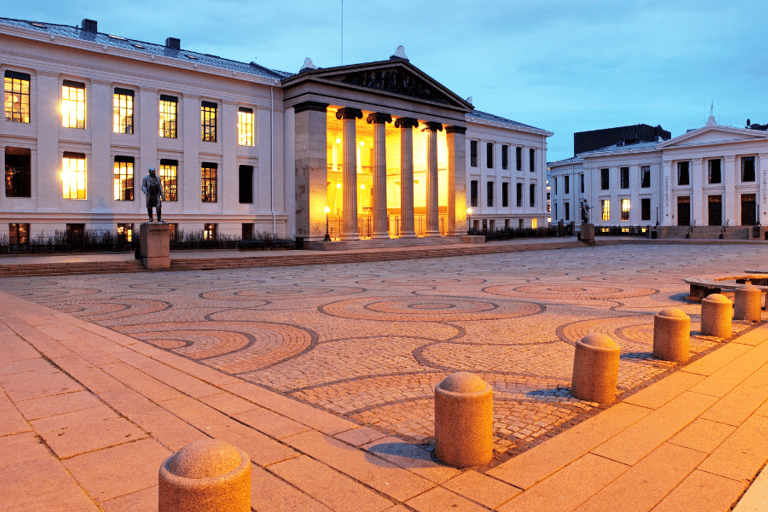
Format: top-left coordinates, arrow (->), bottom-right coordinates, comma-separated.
270,85 -> 275,236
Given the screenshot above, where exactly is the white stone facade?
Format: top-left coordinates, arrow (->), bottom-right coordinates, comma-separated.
0,18 -> 551,242
548,118 -> 768,228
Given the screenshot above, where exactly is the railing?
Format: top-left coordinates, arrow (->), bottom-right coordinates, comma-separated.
685,220 -> 696,238
719,219 -> 729,239
325,214 -> 447,239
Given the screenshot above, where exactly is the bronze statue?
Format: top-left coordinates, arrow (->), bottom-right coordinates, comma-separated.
141,167 -> 164,222
580,199 -> 593,224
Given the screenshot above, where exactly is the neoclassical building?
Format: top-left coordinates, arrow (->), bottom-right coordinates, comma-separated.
0,17 -> 551,244
549,114 -> 768,231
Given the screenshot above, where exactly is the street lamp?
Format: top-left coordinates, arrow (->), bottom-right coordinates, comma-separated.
324,206 -> 331,242
467,208 -> 473,234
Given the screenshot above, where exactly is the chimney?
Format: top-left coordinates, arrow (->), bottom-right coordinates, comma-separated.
81,19 -> 98,33
165,37 -> 181,50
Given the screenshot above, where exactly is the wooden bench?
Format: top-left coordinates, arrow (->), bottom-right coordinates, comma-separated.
683,274 -> 768,301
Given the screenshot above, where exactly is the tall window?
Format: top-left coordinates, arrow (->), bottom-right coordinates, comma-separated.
621,198 -> 630,221
501,145 -> 508,170
239,165 -> 253,203
238,107 -> 254,146
487,181 -> 494,207
641,198 -> 651,221
502,182 -> 509,207
113,88 -> 134,134
529,148 -> 535,172
4,71 -> 30,123
677,161 -> 690,185
620,167 -> 629,189
61,80 -> 86,129
516,183 -> 522,207
159,95 -> 178,138
9,223 -> 29,245
601,199 -> 610,221
580,174 -> 584,193
470,180 -> 478,207
601,168 -> 610,190
553,177 -> 558,195
201,101 -> 217,142
470,141 -> 478,167
708,159 -> 721,184
641,165 -> 651,188
159,159 -> 178,201
564,202 -> 570,221
487,142 -> 493,168
529,184 -> 535,207
117,223 -> 133,243
113,156 -> 134,201
5,147 -> 31,197
203,223 -> 217,240
516,147 -> 522,171
564,175 -> 570,194
201,162 -> 217,202
554,203 -> 558,220
742,156 -> 756,182
62,152 -> 86,199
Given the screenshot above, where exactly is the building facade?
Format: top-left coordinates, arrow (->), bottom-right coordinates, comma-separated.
0,18 -> 551,244
549,115 -> 768,229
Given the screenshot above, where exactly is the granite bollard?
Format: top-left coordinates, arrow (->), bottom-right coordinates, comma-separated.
434,372 -> 493,468
653,308 -> 690,363
571,333 -> 620,404
734,284 -> 762,322
701,293 -> 732,339
159,439 -> 251,512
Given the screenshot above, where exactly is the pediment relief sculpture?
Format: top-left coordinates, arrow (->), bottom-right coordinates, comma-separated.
334,69 -> 449,104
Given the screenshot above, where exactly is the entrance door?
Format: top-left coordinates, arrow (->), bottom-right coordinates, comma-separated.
708,195 -> 722,226
677,196 -> 690,226
741,194 -> 757,226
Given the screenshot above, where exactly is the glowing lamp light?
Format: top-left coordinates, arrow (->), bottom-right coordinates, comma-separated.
360,184 -> 365,190
359,141 -> 364,146
336,138 -> 341,144
467,208 -> 473,214
336,183 -> 341,188
324,206 -> 330,213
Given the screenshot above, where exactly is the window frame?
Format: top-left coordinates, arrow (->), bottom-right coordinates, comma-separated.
529,148 -> 535,172
239,165 -> 254,204
677,161 -> 690,186
487,181 -> 494,207
486,142 -> 493,169
470,140 -> 478,167
501,182 -> 509,207
4,70 -> 31,123
201,101 -> 217,142
159,159 -> 178,201
470,180 -> 478,207
600,168 -> 610,190
742,156 -> 756,183
61,80 -> 86,129
621,198 -> 630,221
113,87 -> 134,134
529,183 -> 535,207
708,159 -> 722,184
501,145 -> 508,170
5,147 -> 31,198
516,147 -> 522,171
62,151 -> 87,199
113,156 -> 134,201
238,107 -> 255,146
516,182 -> 523,207
159,94 -> 178,138
620,167 -> 629,189
201,162 -> 218,202
640,165 -> 651,188
601,199 -> 610,221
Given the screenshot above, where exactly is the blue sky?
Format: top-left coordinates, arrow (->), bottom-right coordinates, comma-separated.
6,0 -> 768,161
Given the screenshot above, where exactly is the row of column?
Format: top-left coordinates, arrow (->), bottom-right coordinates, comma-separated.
336,107 -> 465,240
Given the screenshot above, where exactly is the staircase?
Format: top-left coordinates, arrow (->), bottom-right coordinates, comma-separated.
0,259 -> 145,278
658,226 -> 750,240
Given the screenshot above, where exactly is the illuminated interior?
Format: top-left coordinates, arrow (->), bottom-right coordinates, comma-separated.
238,108 -> 254,146
159,161 -> 178,201
4,75 -> 30,123
324,106 -> 448,239
113,90 -> 134,134
113,158 -> 134,201
61,82 -> 86,129
159,96 -> 177,138
62,153 -> 86,199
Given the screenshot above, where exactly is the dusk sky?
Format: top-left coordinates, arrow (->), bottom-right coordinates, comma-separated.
6,1 -> 768,162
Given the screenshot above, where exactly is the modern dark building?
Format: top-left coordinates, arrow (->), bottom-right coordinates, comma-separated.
574,124 -> 671,155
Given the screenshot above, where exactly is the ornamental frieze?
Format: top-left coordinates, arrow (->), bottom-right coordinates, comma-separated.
336,69 -> 449,104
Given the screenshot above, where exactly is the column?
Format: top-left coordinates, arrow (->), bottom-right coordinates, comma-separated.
691,158 -> 703,225
395,118 -> 418,237
759,153 -> 768,225
723,155 -> 736,225
337,107 -> 363,240
424,121 -> 443,236
661,160 -> 672,226
446,126 -> 467,235
367,113 -> 392,239
293,101 -> 328,241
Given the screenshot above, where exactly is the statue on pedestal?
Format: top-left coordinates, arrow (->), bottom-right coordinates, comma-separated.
141,167 -> 164,222
580,199 -> 593,224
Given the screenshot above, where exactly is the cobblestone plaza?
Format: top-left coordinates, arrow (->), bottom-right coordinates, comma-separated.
2,244 -> 763,460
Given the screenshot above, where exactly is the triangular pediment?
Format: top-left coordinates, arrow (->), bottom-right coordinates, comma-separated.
659,125 -> 768,149
282,59 -> 473,111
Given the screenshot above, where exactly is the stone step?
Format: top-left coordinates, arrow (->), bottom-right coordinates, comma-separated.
0,260 -> 145,277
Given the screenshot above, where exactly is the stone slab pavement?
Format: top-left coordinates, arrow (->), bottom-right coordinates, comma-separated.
1,242 -> 768,510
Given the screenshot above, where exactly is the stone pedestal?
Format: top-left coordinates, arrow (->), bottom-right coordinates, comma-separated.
653,308 -> 690,363
434,372 -> 493,468
734,284 -> 762,322
140,222 -> 170,271
701,293 -> 733,339
571,333 -> 620,404
580,223 -> 595,245
159,439 -> 251,512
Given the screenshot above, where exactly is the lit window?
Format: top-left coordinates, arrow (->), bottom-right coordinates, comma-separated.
61,80 -> 86,129
238,107 -> 254,146
201,101 -> 217,142
62,152 -> 86,199
113,88 -> 134,134
203,223 -> 217,240
601,199 -> 610,221
117,223 -> 133,242
113,156 -> 134,201
531,218 -> 537,229
5,147 -> 31,197
159,95 -> 178,138
9,223 -> 29,245
621,198 -> 630,221
4,71 -> 30,123
201,162 -> 217,202
159,159 -> 178,201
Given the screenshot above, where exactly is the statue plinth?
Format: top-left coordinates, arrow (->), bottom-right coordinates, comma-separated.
140,222 -> 170,271
580,223 -> 595,246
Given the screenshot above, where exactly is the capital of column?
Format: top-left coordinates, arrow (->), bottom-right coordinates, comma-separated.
422,121 -> 444,132
394,117 -> 419,129
366,113 -> 393,125
445,125 -> 467,134
293,101 -> 328,114
336,107 -> 363,120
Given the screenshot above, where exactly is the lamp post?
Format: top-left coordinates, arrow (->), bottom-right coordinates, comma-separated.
467,208 -> 473,234
324,206 -> 331,242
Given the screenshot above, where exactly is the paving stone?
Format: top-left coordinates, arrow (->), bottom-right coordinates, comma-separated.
233,407 -> 310,439
698,413 -> 768,482
650,470 -> 745,512
0,367 -> 83,402
14,389 -> 102,420
250,464 -> 334,512
0,432 -> 52,468
699,369 -> 768,426
622,371 -> 704,410
0,392 -> 32,436
100,486 -> 157,512
667,417 -> 736,454
334,426 -> 388,446
443,470 -> 522,509
363,436 -> 461,484
31,405 -> 118,433
0,457 -> 99,511
405,486 -> 491,512
39,416 -> 147,459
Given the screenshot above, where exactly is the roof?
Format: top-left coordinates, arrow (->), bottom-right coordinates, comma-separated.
0,17 -> 292,81
467,109 -> 552,135
578,140 -> 659,156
